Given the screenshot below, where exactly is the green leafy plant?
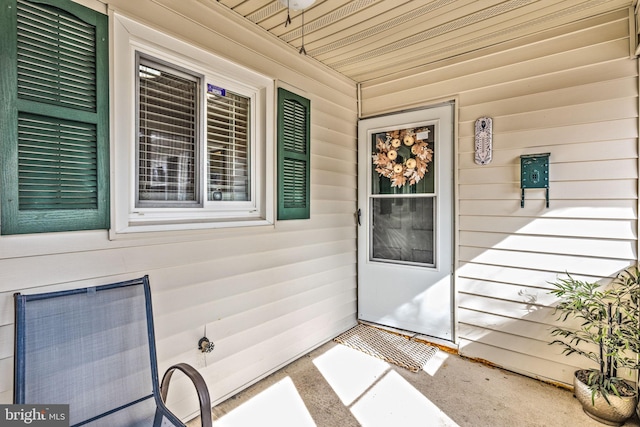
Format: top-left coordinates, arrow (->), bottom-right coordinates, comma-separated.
549,266 -> 640,404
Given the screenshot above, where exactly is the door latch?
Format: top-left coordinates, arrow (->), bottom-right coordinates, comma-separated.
356,209 -> 361,226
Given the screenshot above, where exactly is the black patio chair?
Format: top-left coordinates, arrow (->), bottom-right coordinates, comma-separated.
14,275 -> 212,427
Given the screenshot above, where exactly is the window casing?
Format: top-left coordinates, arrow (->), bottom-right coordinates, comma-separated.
112,13 -> 274,235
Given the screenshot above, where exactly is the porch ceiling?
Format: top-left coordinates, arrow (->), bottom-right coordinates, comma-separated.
209,0 -> 635,85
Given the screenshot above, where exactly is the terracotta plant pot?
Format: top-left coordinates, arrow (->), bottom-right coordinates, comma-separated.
573,370 -> 637,426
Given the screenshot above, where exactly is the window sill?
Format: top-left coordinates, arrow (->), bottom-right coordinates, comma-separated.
109,217 -> 274,240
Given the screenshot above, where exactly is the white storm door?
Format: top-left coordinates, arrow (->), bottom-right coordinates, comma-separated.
357,103 -> 454,340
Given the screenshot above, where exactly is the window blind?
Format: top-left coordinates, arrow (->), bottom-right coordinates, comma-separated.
206,91 -> 250,202
137,60 -> 197,204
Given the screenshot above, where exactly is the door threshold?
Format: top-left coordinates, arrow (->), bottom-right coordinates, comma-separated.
358,320 -> 459,353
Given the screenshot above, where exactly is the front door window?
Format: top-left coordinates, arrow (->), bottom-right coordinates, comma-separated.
370,126 -> 436,267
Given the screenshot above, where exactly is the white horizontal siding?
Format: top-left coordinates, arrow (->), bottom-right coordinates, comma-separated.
459,216 -> 636,239
0,0 -> 358,420
460,231 -> 636,259
361,8 -> 638,387
460,199 -> 637,219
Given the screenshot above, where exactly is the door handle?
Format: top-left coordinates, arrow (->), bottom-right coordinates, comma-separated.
356,209 -> 361,226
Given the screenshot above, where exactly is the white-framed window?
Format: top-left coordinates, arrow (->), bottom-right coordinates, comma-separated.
111,13 -> 274,235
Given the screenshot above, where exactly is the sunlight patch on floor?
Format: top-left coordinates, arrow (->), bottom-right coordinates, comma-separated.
313,343 -> 389,405
212,377 -> 316,427
351,370 -> 459,427
314,344 -> 459,426
423,349 -> 448,376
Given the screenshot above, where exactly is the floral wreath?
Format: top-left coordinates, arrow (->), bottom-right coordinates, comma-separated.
372,128 -> 434,188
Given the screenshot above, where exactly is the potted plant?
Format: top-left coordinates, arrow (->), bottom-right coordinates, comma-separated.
549,266 -> 640,426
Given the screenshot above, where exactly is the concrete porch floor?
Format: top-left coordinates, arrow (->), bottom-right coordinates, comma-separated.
189,340 -> 640,427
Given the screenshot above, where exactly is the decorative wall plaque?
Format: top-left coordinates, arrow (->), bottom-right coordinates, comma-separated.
474,117 -> 492,165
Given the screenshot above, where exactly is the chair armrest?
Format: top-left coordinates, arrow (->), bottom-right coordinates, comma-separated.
160,363 -> 212,427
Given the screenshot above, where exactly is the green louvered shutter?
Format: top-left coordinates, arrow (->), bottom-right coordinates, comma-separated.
277,88 -> 310,220
0,0 -> 109,234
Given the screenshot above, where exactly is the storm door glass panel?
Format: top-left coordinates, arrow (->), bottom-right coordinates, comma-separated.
206,91 -> 250,201
370,125 -> 436,266
137,59 -> 197,205
372,198 -> 435,265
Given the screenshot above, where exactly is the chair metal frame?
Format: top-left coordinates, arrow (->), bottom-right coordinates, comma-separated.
14,276 -> 212,427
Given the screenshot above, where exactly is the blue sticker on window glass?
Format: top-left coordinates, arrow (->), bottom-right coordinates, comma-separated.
207,84 -> 226,96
